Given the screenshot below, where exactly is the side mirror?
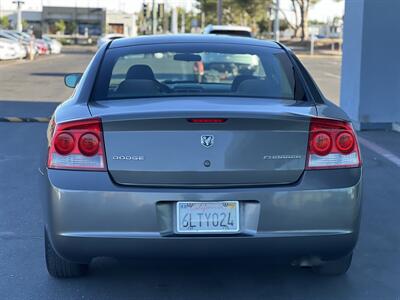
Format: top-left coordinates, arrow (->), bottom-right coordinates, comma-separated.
64,73 -> 83,88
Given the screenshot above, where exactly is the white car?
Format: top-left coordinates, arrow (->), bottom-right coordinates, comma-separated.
0,39 -> 16,60
97,33 -> 125,49
0,38 -> 26,60
203,25 -> 253,37
42,35 -> 62,54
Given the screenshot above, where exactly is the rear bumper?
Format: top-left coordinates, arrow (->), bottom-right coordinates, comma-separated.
43,168 -> 362,264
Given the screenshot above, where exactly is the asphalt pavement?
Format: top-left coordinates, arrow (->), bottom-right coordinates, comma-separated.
298,54 -> 341,105
0,46 -> 398,300
0,122 -> 399,300
0,46 -> 93,102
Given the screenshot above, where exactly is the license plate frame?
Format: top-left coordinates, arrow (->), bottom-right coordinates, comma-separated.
176,201 -> 240,234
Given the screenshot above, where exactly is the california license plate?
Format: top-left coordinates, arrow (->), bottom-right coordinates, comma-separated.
176,201 -> 239,233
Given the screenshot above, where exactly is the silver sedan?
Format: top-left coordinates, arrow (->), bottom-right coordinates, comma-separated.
43,35 -> 362,278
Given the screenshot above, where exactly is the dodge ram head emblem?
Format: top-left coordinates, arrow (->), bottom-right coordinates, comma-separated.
201,135 -> 214,148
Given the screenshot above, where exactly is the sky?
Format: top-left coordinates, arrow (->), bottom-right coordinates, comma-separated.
0,0 -> 345,22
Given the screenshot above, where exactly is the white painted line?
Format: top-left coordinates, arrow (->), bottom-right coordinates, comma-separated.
324,72 -> 341,79
358,136 -> 400,167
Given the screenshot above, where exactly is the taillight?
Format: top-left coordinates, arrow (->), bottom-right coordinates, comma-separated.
54,133 -> 75,155
78,133 -> 100,156
47,118 -> 106,170
306,118 -> 361,170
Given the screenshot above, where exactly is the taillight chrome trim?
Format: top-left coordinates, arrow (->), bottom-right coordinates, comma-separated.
47,118 -> 107,171
306,117 -> 362,170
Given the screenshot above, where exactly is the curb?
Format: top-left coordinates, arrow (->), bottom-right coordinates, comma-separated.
0,117 -> 50,123
0,54 -> 66,69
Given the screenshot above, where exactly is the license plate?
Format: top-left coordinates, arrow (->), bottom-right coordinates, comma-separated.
176,201 -> 239,233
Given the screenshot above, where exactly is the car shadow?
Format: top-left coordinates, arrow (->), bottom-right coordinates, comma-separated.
30,72 -> 67,77
46,257 -> 354,299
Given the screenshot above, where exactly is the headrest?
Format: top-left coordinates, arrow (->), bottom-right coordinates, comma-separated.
126,64 -> 155,80
231,75 -> 257,91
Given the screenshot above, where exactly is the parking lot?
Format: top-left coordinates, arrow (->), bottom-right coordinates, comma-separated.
0,46 -> 399,299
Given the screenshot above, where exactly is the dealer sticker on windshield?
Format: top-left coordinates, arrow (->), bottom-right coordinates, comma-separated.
176,201 -> 239,233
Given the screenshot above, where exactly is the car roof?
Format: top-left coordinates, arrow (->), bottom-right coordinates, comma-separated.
0,31 -> 18,40
109,34 -> 280,49
104,33 -> 125,38
204,24 -> 252,32
0,37 -> 16,44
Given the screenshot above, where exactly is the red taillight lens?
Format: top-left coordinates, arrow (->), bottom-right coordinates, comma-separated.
311,132 -> 332,156
54,133 -> 75,155
336,131 -> 355,154
47,118 -> 106,170
306,118 -> 361,170
78,133 -> 100,156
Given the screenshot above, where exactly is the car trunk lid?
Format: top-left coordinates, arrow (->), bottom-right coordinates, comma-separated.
90,97 -> 316,187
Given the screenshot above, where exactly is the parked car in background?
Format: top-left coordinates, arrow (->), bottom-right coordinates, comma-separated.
35,39 -> 50,55
0,30 -> 33,58
0,30 -> 64,60
97,33 -> 125,49
202,25 -> 257,81
0,38 -> 18,60
3,30 -> 30,42
42,35 -> 62,54
203,25 -> 253,37
0,37 -> 26,60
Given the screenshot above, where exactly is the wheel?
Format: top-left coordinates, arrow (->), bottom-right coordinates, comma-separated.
45,229 -> 89,278
312,253 -> 353,276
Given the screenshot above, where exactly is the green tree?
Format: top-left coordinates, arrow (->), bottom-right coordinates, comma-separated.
290,0 -> 343,40
0,16 -> 10,29
196,0 -> 272,36
54,20 -> 66,34
296,0 -> 319,40
22,20 -> 29,30
196,0 -> 218,26
65,21 -> 77,35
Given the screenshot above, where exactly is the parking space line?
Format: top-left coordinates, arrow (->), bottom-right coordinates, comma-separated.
358,136 -> 400,167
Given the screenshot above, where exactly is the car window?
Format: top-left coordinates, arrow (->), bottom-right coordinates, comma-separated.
93,43 -> 305,101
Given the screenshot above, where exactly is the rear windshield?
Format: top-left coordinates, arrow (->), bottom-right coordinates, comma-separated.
93,43 -> 305,101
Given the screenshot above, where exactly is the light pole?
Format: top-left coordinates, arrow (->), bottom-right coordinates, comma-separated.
273,0 -> 280,42
12,0 -> 25,32
217,0 -> 222,25
181,9 -> 185,33
171,6 -> 178,34
152,0 -> 157,34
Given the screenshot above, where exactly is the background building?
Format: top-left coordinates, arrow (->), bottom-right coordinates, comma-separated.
1,5 -> 137,39
42,6 -> 106,36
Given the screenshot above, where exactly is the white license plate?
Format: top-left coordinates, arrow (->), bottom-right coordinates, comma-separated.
176,201 -> 239,233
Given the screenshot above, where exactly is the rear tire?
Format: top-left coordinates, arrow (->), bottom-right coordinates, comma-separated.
45,229 -> 89,278
312,253 -> 353,276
